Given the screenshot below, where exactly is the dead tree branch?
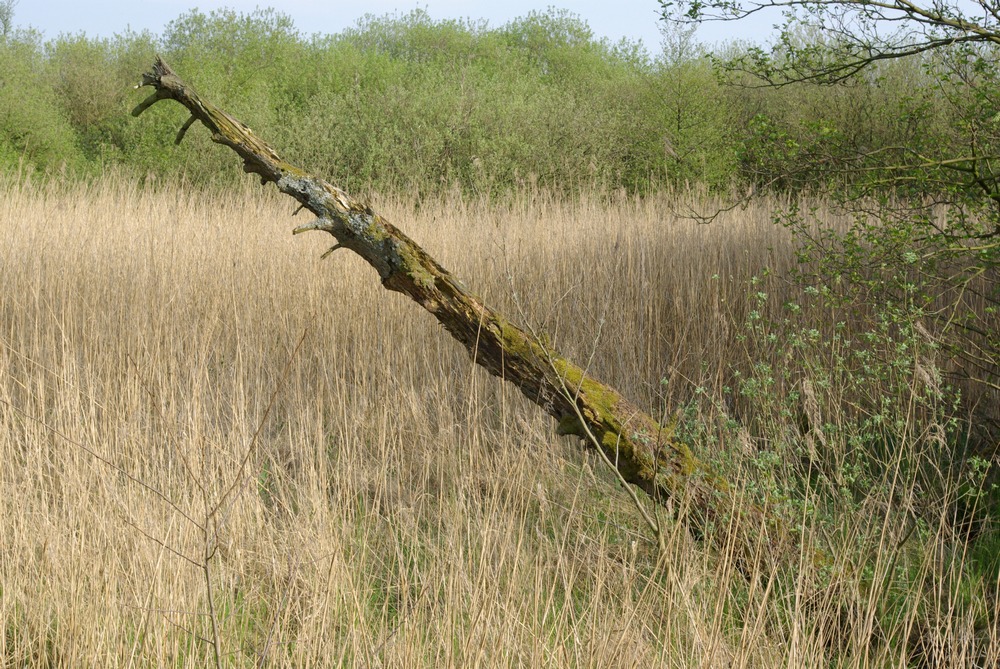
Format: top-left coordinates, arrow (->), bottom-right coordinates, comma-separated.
132,56 -> 788,560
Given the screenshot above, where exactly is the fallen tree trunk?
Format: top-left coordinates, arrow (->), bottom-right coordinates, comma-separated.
132,57 -> 775,557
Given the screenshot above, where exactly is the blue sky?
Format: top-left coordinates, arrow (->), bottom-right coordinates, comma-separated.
11,1 -> 775,53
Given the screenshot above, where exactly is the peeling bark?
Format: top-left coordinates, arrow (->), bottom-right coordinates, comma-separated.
132,57 -> 778,555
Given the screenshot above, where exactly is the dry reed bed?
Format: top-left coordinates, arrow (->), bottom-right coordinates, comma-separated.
0,176 -> 993,667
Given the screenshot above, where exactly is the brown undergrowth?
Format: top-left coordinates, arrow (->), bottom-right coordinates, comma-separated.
0,174 -> 994,667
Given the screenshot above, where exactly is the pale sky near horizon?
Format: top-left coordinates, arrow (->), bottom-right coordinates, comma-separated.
10,1 -> 776,54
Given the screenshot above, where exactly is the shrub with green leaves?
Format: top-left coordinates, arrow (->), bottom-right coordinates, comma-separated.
0,29 -> 82,173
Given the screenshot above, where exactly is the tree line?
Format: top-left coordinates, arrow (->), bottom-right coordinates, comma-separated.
0,6 -> 974,196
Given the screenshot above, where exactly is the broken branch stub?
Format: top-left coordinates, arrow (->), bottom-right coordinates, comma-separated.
132,56 -> 778,556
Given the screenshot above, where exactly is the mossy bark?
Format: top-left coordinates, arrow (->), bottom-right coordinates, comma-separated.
132,57 -> 781,557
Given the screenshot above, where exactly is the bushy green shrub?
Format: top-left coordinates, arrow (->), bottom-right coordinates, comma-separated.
0,30 -> 82,173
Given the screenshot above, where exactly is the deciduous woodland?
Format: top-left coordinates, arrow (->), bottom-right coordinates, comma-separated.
0,4 -> 997,668
0,7 -> 986,196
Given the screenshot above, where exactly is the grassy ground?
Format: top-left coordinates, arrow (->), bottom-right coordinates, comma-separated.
0,174 -> 995,667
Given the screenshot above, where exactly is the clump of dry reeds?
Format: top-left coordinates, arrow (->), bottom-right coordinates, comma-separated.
0,174 -> 994,667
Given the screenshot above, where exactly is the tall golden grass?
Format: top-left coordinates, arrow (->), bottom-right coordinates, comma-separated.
0,173 -> 994,667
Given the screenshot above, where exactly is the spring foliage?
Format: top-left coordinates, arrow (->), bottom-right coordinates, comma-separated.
0,6 -> 971,196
